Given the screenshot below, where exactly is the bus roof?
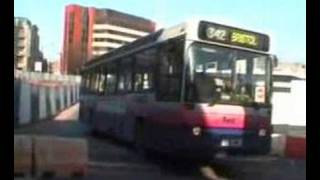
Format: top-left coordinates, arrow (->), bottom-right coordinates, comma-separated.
82,20 -> 270,71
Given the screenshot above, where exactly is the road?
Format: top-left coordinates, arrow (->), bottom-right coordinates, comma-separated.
14,104 -> 306,180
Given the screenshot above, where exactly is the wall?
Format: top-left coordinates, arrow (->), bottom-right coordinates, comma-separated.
14,71 -> 81,127
272,80 -> 306,138
272,80 -> 306,126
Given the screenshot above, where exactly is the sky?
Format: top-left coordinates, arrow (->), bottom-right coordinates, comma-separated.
14,0 -> 306,64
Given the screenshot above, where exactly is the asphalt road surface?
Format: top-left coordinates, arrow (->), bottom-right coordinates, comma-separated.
14,104 -> 306,180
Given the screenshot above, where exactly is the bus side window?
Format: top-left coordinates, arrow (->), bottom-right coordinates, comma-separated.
122,57 -> 133,92
98,67 -> 106,95
125,66 -> 133,92
118,74 -> 125,93
80,74 -> 87,93
134,73 -> 143,91
89,71 -> 97,94
106,63 -> 117,94
157,42 -> 183,101
85,74 -> 90,91
95,72 -> 100,94
134,48 -> 157,92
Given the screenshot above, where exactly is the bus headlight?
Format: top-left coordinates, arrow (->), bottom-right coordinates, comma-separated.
259,129 -> 267,136
221,139 -> 229,147
192,127 -> 202,136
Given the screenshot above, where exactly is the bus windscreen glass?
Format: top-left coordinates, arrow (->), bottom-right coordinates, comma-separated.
189,43 -> 271,106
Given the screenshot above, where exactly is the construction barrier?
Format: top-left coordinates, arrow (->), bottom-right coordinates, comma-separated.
271,130 -> 306,159
14,135 -> 33,177
14,79 -> 21,127
54,86 -> 61,112
271,134 -> 287,156
39,86 -> 47,120
76,84 -> 80,102
59,86 -> 65,111
49,86 -> 57,116
14,135 -> 88,178
285,136 -> 306,159
72,85 -> 76,104
31,84 -> 40,123
14,71 -> 81,127
34,136 -> 88,178
19,81 -> 32,125
66,85 -> 71,107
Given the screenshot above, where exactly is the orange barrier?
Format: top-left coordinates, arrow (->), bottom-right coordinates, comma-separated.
271,133 -> 306,160
14,135 -> 33,177
14,135 -> 88,178
34,136 -> 88,178
285,136 -> 306,159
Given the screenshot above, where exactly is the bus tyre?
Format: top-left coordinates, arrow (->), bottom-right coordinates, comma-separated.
81,108 -> 89,123
91,127 -> 100,137
89,109 -> 98,136
134,121 -> 146,156
79,104 -> 84,122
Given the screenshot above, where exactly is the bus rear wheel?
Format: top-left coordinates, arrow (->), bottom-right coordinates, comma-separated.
134,121 -> 147,156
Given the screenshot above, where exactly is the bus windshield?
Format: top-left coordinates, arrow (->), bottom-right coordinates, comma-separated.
189,43 -> 271,106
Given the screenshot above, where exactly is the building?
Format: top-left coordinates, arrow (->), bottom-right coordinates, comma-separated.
48,60 -> 61,74
273,62 -> 306,79
61,4 -> 156,74
42,58 -> 49,73
272,62 -> 306,92
271,62 -> 306,130
14,17 -> 44,71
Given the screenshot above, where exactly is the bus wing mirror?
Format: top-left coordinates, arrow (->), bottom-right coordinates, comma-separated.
271,55 -> 278,67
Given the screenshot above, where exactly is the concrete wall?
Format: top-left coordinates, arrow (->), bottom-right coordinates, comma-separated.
272,80 -> 306,127
271,80 -> 306,159
14,71 -> 81,128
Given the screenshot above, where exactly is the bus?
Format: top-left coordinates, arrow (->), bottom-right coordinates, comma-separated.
79,20 -> 278,158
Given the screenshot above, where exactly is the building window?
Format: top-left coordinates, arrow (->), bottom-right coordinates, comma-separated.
93,29 -> 142,39
93,47 -> 108,51
106,38 -> 127,45
107,30 -> 142,39
68,12 -> 75,43
18,47 -> 24,51
93,38 -> 108,42
69,36 -> 73,43
93,38 -> 127,45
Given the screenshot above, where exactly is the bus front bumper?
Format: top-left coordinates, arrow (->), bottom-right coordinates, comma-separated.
181,128 -> 271,157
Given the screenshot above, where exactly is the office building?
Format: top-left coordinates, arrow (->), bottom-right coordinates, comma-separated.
61,4 -> 156,74
14,17 -> 43,71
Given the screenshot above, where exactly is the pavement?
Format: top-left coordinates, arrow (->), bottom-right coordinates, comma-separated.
14,103 -> 306,180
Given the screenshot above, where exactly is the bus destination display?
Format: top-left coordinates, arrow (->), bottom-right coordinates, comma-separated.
198,21 -> 269,51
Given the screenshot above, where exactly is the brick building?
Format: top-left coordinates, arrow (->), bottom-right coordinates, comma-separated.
61,4 -> 156,74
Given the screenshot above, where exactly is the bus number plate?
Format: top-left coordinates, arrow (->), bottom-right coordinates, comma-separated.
230,139 -> 242,147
